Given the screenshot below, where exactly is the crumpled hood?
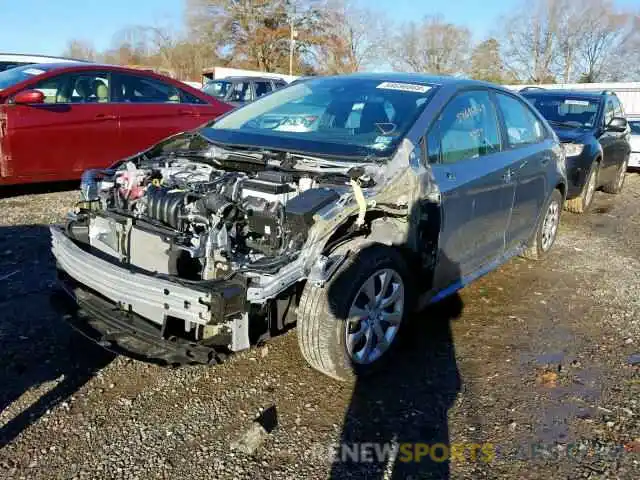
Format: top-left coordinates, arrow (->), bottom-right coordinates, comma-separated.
551,127 -> 591,144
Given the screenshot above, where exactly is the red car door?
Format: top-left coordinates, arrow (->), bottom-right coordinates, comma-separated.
4,70 -> 119,182
111,73 -> 219,159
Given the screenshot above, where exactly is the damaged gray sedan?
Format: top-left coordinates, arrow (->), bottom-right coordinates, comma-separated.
51,74 -> 567,381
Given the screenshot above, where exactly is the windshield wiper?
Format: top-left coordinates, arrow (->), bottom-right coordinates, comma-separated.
549,120 -> 585,128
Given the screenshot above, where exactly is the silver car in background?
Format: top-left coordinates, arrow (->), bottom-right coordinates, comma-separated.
628,116 -> 640,169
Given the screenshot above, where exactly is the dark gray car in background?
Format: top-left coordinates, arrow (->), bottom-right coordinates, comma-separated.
52,74 -> 567,381
522,89 -> 630,213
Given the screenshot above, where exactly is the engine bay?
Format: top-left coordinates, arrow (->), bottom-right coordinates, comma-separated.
74,154 -> 354,283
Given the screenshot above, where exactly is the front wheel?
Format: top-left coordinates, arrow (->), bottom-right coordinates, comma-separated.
522,189 -> 563,260
296,245 -> 411,381
565,161 -> 598,214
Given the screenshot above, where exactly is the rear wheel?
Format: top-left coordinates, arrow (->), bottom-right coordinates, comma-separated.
522,189 -> 562,260
565,161 -> 598,214
602,158 -> 628,194
296,245 -> 410,381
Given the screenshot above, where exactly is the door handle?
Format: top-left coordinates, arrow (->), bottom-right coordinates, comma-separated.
518,160 -> 528,169
541,155 -> 551,166
177,109 -> 192,115
95,113 -> 116,120
445,171 -> 456,181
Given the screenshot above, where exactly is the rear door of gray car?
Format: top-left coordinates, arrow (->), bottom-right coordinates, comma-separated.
427,89 -> 515,290
494,91 -> 550,249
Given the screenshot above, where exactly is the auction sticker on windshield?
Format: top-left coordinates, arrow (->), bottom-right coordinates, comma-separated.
376,82 -> 431,93
564,99 -> 590,106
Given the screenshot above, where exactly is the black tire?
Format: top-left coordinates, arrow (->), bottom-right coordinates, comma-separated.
521,189 -> 563,260
565,161 -> 598,214
602,157 -> 628,194
296,245 -> 411,381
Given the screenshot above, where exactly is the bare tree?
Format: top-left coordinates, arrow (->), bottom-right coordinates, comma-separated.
553,0 -> 591,82
502,0 -> 562,83
62,39 -> 97,61
313,0 -> 386,74
502,0 -> 639,83
576,2 -> 636,82
388,16 -> 470,75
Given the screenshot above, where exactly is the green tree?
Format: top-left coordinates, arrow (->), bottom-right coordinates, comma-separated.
469,38 -> 506,83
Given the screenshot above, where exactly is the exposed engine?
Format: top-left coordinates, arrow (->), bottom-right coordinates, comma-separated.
79,157 -> 341,281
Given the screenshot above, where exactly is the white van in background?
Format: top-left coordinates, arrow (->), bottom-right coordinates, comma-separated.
0,53 -> 88,73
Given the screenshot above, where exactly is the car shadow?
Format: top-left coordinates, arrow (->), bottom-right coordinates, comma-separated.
0,181 -> 79,199
0,224 -> 113,448
326,242 -> 464,479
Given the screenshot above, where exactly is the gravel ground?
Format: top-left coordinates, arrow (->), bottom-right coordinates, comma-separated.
0,178 -> 639,480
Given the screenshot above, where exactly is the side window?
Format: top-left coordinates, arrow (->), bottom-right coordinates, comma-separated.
69,73 -> 110,103
229,82 -> 252,102
113,74 -> 181,103
254,81 -> 272,98
179,90 -> 206,104
495,93 -> 544,147
32,74 -> 71,104
427,90 -> 501,164
604,99 -> 616,125
32,72 -> 109,104
612,96 -> 624,118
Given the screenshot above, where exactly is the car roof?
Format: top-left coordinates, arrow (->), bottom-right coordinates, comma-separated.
0,53 -> 88,63
521,89 -> 609,100
213,76 -> 286,82
301,72 -> 508,90
14,62 -> 185,78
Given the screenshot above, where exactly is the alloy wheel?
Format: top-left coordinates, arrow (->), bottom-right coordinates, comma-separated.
584,167 -> 597,207
346,269 -> 405,365
541,199 -> 560,252
617,160 -> 627,190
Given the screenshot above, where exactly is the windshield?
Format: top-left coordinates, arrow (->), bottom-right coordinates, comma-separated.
524,94 -> 600,128
629,120 -> 640,135
0,64 -> 55,91
203,80 -> 232,99
204,77 -> 436,157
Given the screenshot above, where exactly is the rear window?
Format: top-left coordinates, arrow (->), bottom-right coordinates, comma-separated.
0,61 -> 32,73
0,64 -> 56,90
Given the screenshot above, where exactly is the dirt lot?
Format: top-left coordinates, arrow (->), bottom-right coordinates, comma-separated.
0,177 -> 639,480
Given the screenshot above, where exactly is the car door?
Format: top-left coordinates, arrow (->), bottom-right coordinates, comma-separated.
180,87 -> 232,124
598,97 -> 620,183
5,70 -> 118,180
611,96 -> 631,171
111,72 -> 200,160
428,89 -> 515,290
494,92 -> 550,249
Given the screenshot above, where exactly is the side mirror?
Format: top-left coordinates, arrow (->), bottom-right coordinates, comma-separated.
14,89 -> 45,105
607,116 -> 628,132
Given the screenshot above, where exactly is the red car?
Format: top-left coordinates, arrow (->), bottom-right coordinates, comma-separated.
0,63 -> 232,185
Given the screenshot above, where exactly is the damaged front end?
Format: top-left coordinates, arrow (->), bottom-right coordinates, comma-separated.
51,131 -> 434,364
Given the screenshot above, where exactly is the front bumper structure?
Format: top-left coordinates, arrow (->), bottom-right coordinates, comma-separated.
50,226 -> 250,363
